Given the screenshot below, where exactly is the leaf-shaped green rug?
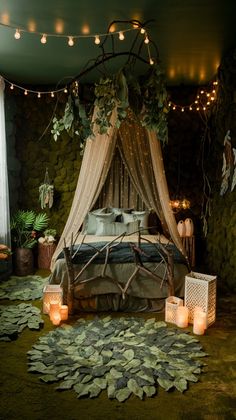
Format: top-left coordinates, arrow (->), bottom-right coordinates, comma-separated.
0,303 -> 44,341
27,317 -> 208,401
0,275 -> 48,300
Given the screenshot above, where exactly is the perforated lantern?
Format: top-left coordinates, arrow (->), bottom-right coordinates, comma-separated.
43,284 -> 63,314
165,296 -> 183,324
185,271 -> 217,327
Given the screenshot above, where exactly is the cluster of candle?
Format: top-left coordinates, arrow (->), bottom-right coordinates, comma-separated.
175,305 -> 207,335
49,301 -> 69,325
165,296 -> 208,335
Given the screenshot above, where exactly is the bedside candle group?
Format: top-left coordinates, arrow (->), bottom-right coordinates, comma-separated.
175,304 -> 207,335
49,301 -> 68,325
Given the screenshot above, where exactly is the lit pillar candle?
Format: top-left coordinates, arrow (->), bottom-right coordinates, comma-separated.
60,305 -> 68,321
193,308 -> 207,335
49,301 -> 61,325
176,306 -> 189,328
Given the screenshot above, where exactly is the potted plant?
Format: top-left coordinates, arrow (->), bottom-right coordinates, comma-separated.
10,210 -> 49,276
38,229 -> 57,270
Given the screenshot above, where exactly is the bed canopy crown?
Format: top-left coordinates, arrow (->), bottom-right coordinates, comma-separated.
50,21 -> 188,268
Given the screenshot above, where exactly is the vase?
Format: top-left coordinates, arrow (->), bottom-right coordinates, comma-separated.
185,218 -> 194,237
177,220 -> 186,237
15,248 -> 34,276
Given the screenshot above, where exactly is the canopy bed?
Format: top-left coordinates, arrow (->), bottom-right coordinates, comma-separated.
49,107 -> 190,312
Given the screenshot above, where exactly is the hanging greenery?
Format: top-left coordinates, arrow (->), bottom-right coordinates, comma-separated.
141,65 -> 169,144
51,65 -> 169,149
39,168 -> 54,209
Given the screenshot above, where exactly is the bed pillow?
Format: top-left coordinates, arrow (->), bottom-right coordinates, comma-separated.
122,210 -> 150,234
109,207 -> 133,222
94,213 -> 116,235
85,208 -> 107,234
95,220 -> 139,236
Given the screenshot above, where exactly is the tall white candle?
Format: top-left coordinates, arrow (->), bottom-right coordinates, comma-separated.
193,309 -> 207,335
60,305 -> 68,321
176,306 -> 189,328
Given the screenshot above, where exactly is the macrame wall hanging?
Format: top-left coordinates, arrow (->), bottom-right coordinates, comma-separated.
39,168 -> 54,209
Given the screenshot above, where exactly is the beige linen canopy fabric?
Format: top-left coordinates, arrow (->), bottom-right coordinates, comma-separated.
51,107 -> 188,269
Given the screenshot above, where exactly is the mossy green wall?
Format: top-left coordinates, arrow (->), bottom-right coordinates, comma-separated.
204,49 -> 236,290
8,93 -> 82,235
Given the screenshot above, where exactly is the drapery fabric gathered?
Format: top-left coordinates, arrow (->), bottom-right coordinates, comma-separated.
51,107 -> 188,269
0,77 -> 11,246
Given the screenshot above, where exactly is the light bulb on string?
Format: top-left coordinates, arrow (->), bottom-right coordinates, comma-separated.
118,31 -> 125,40
37,92 -> 41,98
149,57 -> 154,65
24,90 -> 28,96
41,34 -> 47,44
51,92 -> 54,97
94,35 -> 100,45
68,36 -> 74,46
181,107 -> 184,112
10,84 -> 14,90
140,28 -> 145,34
144,35 -> 149,44
64,87 -> 68,93
14,29 -> 21,39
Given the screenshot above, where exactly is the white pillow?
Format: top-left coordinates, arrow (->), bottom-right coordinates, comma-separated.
95,213 -> 116,235
122,210 -> 149,234
85,208 -> 107,234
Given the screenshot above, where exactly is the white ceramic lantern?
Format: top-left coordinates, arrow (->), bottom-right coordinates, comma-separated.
43,284 -> 63,314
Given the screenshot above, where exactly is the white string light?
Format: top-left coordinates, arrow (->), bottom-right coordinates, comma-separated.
68,36 -> 74,46
40,34 -> 47,44
118,31 -> 125,40
0,21 -> 144,46
94,35 -> 100,45
169,80 -> 218,112
14,28 -> 21,39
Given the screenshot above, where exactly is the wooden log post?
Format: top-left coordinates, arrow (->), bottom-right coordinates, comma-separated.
63,246 -> 75,315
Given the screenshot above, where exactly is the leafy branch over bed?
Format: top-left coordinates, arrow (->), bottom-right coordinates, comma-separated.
51,65 -> 169,149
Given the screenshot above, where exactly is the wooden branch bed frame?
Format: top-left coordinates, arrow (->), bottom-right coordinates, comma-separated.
62,232 -> 175,314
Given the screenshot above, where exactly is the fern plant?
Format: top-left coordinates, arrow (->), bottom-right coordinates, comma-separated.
11,210 -> 49,249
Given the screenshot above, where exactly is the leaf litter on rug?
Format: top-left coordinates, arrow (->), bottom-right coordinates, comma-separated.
0,275 -> 49,300
0,303 -> 44,340
27,317 -> 208,401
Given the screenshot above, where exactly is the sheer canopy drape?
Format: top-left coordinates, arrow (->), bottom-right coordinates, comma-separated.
52,107 -> 188,269
51,107 -> 118,267
0,77 -> 11,246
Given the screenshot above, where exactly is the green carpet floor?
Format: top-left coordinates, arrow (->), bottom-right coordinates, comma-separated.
0,269 -> 236,419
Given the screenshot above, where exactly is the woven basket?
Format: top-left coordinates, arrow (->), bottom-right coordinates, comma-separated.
38,243 -> 56,270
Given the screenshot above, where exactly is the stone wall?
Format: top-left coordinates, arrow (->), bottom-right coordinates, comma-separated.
8,93 -> 82,235
204,49 -> 236,291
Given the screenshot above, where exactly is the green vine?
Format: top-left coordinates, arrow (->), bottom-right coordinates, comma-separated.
141,65 -> 169,144
51,65 -> 169,149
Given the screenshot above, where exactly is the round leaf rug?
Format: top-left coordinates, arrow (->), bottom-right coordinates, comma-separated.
28,316 -> 207,401
0,275 -> 48,300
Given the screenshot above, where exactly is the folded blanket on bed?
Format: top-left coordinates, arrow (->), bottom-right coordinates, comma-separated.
57,241 -> 186,265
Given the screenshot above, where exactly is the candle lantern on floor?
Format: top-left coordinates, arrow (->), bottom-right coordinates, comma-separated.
185,271 -> 217,328
49,301 -> 61,325
193,307 -> 207,335
43,284 -> 63,314
176,306 -> 189,328
165,296 -> 183,324
60,305 -> 69,321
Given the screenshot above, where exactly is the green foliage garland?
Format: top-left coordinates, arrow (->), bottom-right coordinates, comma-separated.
51,65 -> 169,149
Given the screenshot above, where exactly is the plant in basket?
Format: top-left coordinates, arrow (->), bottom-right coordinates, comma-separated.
38,229 -> 57,270
10,210 -> 49,276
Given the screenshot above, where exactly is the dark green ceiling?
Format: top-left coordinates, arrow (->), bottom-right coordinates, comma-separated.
0,0 -> 235,87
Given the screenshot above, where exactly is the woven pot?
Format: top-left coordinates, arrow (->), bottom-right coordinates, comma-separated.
15,248 -> 34,276
38,243 -> 56,270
